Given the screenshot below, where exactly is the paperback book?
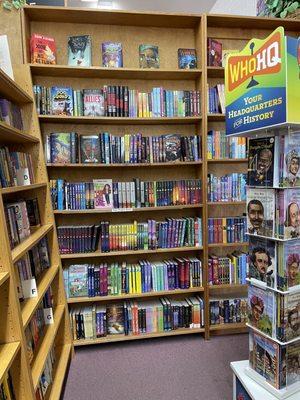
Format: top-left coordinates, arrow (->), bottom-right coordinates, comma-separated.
280,132 -> 300,187
248,236 -> 276,288
177,48 -> 197,69
68,35 -> 91,67
80,135 -> 101,163
51,87 -> 73,116
83,89 -> 105,117
248,137 -> 275,187
207,38 -> 222,67
93,179 -> 113,209
139,44 -> 159,68
247,187 -> 275,237
279,291 -> 300,342
276,188 -> 300,239
102,42 -> 123,68
277,241 -> 300,291
30,33 -> 56,65
248,284 -> 275,337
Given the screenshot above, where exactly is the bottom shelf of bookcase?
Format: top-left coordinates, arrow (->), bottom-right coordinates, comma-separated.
48,344 -> 72,400
210,323 -> 248,334
73,327 -> 205,347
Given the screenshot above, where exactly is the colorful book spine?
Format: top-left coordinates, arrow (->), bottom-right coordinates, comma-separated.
207,130 -> 247,159
207,173 -> 246,202
207,216 -> 247,244
209,298 -> 247,325
208,253 -> 248,285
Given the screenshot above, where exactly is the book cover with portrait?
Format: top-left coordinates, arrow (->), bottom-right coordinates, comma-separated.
247,188 -> 275,237
248,137 -> 275,187
281,132 -> 300,187
248,236 -> 276,288
286,341 -> 300,387
280,292 -> 300,342
277,188 -> 300,239
277,241 -> 300,291
93,179 -> 112,209
248,284 -> 275,337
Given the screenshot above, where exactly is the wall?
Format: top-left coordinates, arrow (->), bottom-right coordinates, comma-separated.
210,0 -> 256,15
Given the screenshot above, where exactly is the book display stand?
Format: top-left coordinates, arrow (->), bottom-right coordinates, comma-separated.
226,27 -> 300,400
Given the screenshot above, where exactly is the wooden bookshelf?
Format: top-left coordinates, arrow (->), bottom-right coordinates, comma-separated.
47,161 -> 202,168
207,159 -> 247,163
209,323 -> 247,332
0,64 -> 72,400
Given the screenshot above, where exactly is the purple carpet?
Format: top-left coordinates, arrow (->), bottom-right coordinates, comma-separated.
63,334 -> 248,400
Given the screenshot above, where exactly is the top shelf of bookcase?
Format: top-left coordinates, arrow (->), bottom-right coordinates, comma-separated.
0,69 -> 32,104
22,6 -> 201,28
29,64 -> 202,80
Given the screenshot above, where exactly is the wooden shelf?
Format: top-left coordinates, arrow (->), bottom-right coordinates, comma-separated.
207,159 -> 248,163
30,64 -> 202,80
31,305 -> 65,390
1,183 -> 47,195
207,66 -> 224,78
21,264 -> 59,328
210,322 -> 247,331
208,242 -> 248,248
0,271 -> 9,287
207,113 -> 225,121
207,201 -> 246,206
67,286 -> 204,304
209,284 -> 248,291
0,69 -> 32,104
23,5 -> 201,28
47,161 -> 202,168
74,327 -> 205,346
0,342 -> 21,384
39,115 -> 201,125
54,204 -> 203,215
60,245 -> 203,259
0,122 -> 39,144
12,224 -> 53,263
48,344 -> 72,400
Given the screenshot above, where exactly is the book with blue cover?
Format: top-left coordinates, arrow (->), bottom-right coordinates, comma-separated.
102,42 -> 123,67
68,264 -> 88,297
50,133 -> 72,163
178,48 -> 197,69
51,86 -> 73,115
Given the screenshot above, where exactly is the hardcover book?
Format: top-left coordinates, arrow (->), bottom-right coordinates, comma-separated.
207,38 -> 222,67
247,188 -> 275,237
93,179 -> 113,209
139,44 -> 159,69
68,35 -> 91,67
30,33 -> 56,65
83,89 -> 104,116
248,137 -> 275,187
50,133 -> 72,163
277,241 -> 300,291
106,303 -> 124,334
80,135 -> 100,163
248,236 -> 276,288
102,42 -> 123,68
177,48 -> 197,69
51,87 -> 73,116
68,264 -> 88,297
164,134 -> 182,162
248,284 -> 275,337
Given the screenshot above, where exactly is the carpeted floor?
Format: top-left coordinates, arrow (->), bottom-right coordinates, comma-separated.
62,333 -> 248,400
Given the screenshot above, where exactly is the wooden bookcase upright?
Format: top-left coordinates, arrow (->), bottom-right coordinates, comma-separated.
0,66 -> 72,400
21,6 -> 298,344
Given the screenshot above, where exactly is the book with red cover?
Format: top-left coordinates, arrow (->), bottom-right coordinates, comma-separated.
207,38 -> 222,67
30,34 -> 56,65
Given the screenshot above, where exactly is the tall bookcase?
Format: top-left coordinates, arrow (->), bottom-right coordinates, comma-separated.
0,65 -> 72,399
20,6 -> 300,345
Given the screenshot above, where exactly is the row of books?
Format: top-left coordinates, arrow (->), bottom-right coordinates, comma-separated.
31,34 -> 198,70
70,296 -> 205,340
15,236 -> 50,301
4,198 -> 40,249
207,130 -> 247,160
0,372 -> 15,400
208,216 -> 247,244
36,347 -> 55,400
248,235 -> 300,291
248,135 -> 300,188
45,132 -> 201,165
64,258 -> 202,298
207,173 -> 246,203
25,287 -> 53,364
33,85 -> 201,118
0,98 -> 23,130
208,252 -> 248,286
249,329 -> 300,390
248,284 -> 300,343
209,298 -> 247,325
57,217 -> 202,254
0,147 -> 34,188
50,178 -> 202,211
207,84 -> 225,114
246,187 -> 300,239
